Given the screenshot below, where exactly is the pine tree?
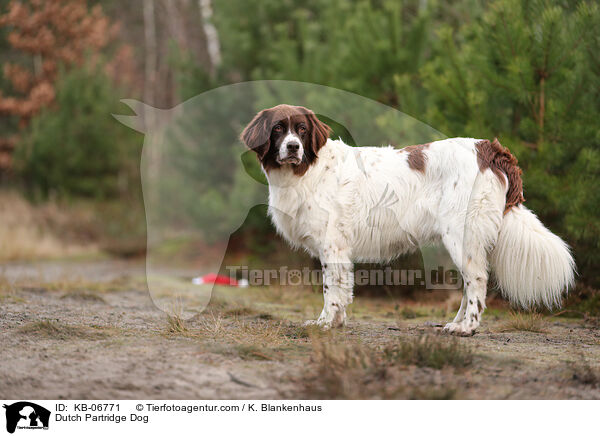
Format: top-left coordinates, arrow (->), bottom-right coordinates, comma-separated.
215,0 -> 432,114
422,0 -> 600,284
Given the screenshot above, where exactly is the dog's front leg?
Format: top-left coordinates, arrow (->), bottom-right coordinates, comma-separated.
306,248 -> 354,329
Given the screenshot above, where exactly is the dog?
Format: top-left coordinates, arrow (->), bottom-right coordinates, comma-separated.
241,104 -> 575,335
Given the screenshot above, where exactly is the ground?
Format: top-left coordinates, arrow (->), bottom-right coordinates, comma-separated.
1,260 -> 599,400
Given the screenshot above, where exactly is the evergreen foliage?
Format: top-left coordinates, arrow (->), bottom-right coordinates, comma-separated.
16,65 -> 140,199
205,0 -> 600,284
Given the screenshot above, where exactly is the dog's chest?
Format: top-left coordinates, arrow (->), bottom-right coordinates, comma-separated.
268,180 -> 332,255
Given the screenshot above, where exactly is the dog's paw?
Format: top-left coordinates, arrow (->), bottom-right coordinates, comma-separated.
442,321 -> 476,337
304,305 -> 347,329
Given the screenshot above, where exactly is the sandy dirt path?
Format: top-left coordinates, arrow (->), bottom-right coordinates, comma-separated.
1,260 -> 599,399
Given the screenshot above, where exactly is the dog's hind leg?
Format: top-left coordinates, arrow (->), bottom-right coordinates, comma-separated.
441,230 -> 480,333
443,246 -> 490,336
440,231 -> 468,323
452,292 -> 468,323
442,170 -> 506,336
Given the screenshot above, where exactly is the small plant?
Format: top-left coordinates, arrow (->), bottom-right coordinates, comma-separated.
299,340 -> 382,399
166,314 -> 188,334
236,320 -> 284,345
19,320 -> 110,340
386,334 -> 474,370
20,320 -> 63,336
195,311 -> 226,338
60,291 -> 106,303
283,323 -> 329,339
499,311 -> 547,333
296,334 -> 468,399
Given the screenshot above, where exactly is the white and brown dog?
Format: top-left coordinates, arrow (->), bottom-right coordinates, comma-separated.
241,104 -> 575,335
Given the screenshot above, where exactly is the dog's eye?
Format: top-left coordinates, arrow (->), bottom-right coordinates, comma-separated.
297,125 -> 306,134
273,125 -> 283,133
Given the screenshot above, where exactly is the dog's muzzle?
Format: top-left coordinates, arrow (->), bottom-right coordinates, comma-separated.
278,140 -> 302,165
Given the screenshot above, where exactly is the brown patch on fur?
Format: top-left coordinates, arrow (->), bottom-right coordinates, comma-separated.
400,143 -> 430,173
475,138 -> 525,213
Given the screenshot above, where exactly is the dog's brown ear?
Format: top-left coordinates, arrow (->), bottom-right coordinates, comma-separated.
241,110 -> 271,160
306,111 -> 331,155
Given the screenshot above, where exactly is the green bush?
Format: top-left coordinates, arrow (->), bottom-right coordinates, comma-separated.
15,64 -> 141,199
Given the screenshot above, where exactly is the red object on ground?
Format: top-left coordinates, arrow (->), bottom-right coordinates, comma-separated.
193,273 -> 238,286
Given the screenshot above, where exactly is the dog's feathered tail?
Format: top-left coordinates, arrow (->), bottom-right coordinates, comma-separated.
490,205 -> 575,309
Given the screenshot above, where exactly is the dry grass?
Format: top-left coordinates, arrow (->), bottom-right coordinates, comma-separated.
0,273 -> 26,303
195,314 -> 287,347
165,311 -> 228,338
205,289 -> 290,323
60,291 -> 106,303
235,344 -> 279,361
216,302 -> 277,321
166,314 -> 189,333
387,334 -> 474,369
223,306 -> 257,317
4,276 -> 137,307
235,320 -> 285,345
3,275 -> 136,304
498,311 -> 547,333
283,323 -> 329,339
164,307 -> 298,362
298,339 -> 386,399
163,295 -> 309,360
195,312 -> 227,337
296,334 -> 469,399
0,191 -> 97,261
253,284 -> 322,308
208,292 -> 263,316
18,320 -> 112,340
41,276 -> 136,294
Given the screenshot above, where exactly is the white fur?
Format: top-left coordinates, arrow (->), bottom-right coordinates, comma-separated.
264,138 -> 575,334
490,205 -> 575,309
278,130 -> 303,162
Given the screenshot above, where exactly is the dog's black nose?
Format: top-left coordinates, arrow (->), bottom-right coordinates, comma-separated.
287,142 -> 300,152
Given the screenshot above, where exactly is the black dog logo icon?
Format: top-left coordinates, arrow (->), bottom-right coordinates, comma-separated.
3,402 -> 50,433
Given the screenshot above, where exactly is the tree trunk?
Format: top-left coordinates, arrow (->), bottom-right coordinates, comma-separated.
143,0 -> 161,185
198,0 -> 221,77
143,0 -> 157,111
165,0 -> 187,50
538,76 -> 545,145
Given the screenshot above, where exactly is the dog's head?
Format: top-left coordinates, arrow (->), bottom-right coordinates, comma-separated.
241,104 -> 331,175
